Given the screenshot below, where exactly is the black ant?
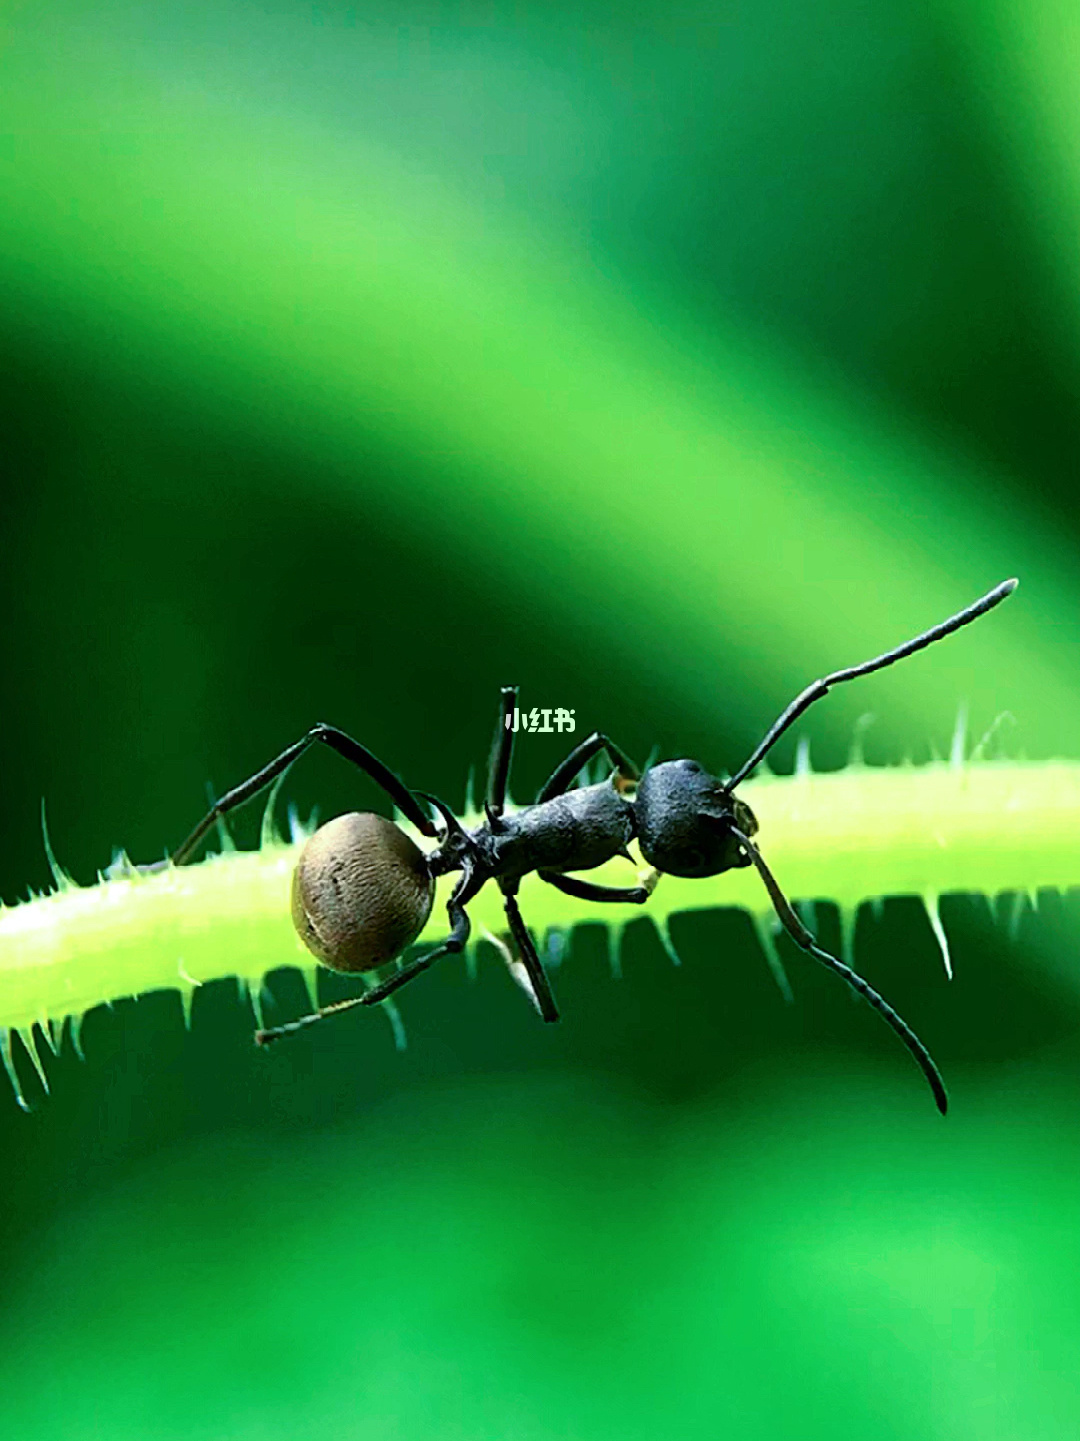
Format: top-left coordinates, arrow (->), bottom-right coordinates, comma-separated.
162,579 -> 1017,1113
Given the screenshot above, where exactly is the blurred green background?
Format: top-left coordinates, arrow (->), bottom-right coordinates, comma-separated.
4,2 -> 1080,1436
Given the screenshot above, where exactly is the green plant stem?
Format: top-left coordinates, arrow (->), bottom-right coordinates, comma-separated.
2,756 -> 1077,1107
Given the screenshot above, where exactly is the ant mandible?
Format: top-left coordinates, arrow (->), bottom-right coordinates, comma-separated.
162,579 -> 1017,1113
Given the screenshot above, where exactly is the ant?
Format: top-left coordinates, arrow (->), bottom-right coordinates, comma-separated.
161,579 -> 1017,1113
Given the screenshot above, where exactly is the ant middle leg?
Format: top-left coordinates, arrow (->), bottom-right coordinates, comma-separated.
485,686 -> 519,827
499,880 -> 560,1023
171,722 -> 436,865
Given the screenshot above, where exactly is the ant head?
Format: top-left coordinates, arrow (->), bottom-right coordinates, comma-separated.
635,759 -> 758,878
291,811 -> 435,974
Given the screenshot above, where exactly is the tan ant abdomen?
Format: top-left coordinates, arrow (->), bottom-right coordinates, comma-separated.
290,812 -> 435,973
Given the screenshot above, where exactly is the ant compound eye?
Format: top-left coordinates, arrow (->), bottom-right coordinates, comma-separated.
291,812 -> 435,974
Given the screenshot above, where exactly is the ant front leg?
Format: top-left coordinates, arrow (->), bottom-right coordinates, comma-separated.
536,732 -> 639,803
539,870 -> 659,905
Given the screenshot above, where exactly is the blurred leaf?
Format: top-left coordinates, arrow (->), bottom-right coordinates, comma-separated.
948,0 -> 1080,347
0,12 -> 1076,768
3,1072 -> 1080,1440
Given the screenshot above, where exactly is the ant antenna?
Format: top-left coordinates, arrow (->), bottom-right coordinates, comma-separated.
726,579 -> 1017,792
730,827 -> 948,1113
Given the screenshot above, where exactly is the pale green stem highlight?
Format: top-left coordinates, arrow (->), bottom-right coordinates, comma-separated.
2,756 -> 1078,1108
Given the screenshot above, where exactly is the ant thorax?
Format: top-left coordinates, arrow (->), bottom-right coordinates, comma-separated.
477,778 -> 636,882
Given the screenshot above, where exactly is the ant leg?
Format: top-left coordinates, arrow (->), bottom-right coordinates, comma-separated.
485,686 -> 519,826
730,826 -> 948,1115
536,733 -> 639,804
499,881 -> 560,1023
539,870 -> 658,905
171,723 -> 436,865
255,862 -> 482,1045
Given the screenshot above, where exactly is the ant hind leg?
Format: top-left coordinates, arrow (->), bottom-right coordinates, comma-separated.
255,862 -> 482,1045
171,723 -> 435,866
